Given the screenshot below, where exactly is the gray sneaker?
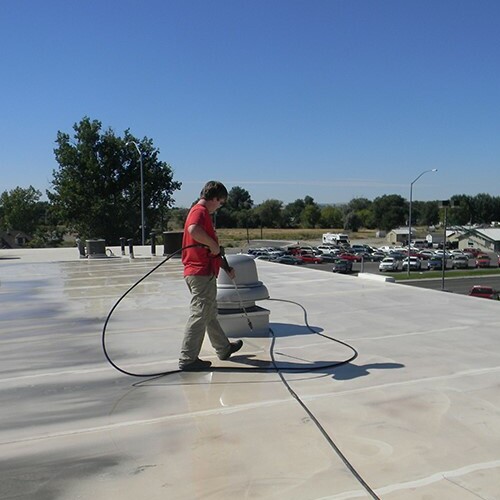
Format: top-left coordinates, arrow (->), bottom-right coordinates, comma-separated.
220,340 -> 243,360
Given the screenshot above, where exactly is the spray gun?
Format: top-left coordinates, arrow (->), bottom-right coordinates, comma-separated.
219,246 -> 254,331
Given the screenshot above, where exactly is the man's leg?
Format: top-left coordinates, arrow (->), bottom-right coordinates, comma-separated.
201,276 -> 244,360
179,275 -> 215,366
200,276 -> 232,357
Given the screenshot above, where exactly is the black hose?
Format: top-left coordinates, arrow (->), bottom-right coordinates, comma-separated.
101,247 -> 377,498
102,247 -> 358,377
101,244 -> 198,378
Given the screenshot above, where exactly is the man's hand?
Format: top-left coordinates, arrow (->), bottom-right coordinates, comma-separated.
208,242 -> 220,256
225,266 -> 236,280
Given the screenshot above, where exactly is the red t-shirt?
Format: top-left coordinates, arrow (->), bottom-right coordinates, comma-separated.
182,203 -> 221,277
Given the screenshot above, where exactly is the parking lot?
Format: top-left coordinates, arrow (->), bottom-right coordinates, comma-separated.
238,244 -> 500,298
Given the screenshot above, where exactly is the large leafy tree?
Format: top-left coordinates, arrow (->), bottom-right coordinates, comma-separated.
372,194 -> 407,232
282,196 -> 319,228
449,194 -> 473,225
345,197 -> 372,213
0,186 -> 44,234
226,186 -> 253,211
216,186 -> 254,228
282,199 -> 306,228
300,203 -> 321,228
412,200 -> 439,226
319,205 -> 343,228
344,211 -> 363,232
48,117 -> 181,243
254,199 -> 283,228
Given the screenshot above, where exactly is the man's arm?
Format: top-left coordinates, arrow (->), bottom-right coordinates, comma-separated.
187,224 -> 220,255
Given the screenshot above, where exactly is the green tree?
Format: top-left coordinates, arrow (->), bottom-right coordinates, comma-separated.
345,197 -> 372,213
473,193 -> 496,223
217,186 -> 254,228
319,205 -> 343,228
449,194 -> 473,225
418,201 -> 440,226
0,186 -> 44,234
356,208 -> 376,229
48,117 -> 181,243
372,194 -> 407,232
282,199 -> 306,228
253,199 -> 283,228
343,211 -> 362,232
226,186 -> 253,211
300,204 -> 321,228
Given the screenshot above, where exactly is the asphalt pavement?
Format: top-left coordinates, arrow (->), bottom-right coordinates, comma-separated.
300,259 -> 500,296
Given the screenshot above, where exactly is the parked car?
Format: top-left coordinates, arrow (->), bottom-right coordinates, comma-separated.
389,251 -> 406,261
332,258 -> 353,273
451,255 -> 469,269
434,249 -> 453,258
255,254 -> 273,261
469,285 -> 499,300
463,248 -> 481,258
370,251 -> 386,262
379,257 -> 400,272
299,253 -> 323,264
338,252 -> 362,262
317,253 -> 339,263
316,245 -> 338,254
417,250 -> 434,260
402,256 -> 422,271
427,256 -> 450,270
475,254 -> 491,268
351,244 -> 371,253
273,255 -> 304,265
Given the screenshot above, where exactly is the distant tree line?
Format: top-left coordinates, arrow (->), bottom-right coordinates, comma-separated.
2,116 -> 500,247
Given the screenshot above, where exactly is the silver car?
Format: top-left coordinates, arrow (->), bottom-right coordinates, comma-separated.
379,257 -> 400,272
452,255 -> 469,269
402,257 -> 422,271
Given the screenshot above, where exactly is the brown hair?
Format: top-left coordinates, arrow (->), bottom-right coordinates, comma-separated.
200,180 -> 228,201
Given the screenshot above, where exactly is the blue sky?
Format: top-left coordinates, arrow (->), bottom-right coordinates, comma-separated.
1,0 -> 499,208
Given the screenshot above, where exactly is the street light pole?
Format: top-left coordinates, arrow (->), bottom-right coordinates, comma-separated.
126,141 -> 145,246
441,201 -> 449,291
408,168 -> 438,276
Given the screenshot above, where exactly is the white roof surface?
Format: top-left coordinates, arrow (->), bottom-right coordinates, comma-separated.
1,246 -> 500,499
474,227 -> 500,241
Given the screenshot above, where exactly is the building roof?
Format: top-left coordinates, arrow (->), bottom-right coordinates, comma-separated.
389,227 -> 414,235
460,227 -> 500,242
0,229 -> 31,248
1,246 -> 499,499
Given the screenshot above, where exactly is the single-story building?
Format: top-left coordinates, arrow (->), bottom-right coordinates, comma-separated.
426,230 -> 461,248
0,230 -> 32,249
457,227 -> 500,253
387,227 -> 414,245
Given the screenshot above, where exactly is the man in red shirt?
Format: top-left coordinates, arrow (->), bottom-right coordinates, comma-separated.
179,181 -> 243,371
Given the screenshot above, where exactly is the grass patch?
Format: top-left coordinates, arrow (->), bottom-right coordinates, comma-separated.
386,268 -> 500,281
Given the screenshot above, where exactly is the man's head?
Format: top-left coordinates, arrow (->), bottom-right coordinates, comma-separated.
200,181 -> 228,203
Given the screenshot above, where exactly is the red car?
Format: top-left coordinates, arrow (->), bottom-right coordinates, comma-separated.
469,286 -> 499,300
338,252 -> 362,262
299,253 -> 323,264
475,254 -> 491,268
463,248 -> 481,258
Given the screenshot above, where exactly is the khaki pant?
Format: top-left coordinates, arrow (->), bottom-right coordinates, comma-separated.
179,275 -> 230,365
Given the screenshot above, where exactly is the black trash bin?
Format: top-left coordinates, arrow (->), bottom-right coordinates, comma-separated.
163,231 -> 183,257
